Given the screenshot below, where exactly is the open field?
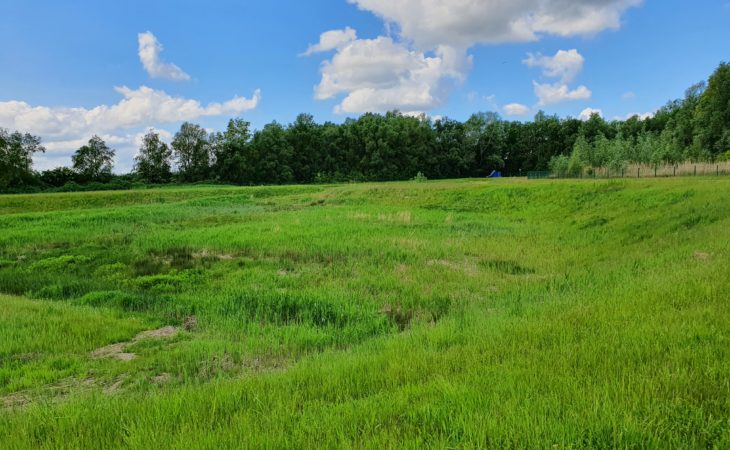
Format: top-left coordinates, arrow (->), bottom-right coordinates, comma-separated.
0,178 -> 728,448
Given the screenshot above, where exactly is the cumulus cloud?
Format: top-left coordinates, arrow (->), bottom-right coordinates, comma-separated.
523,49 -> 585,83
503,103 -> 530,116
534,82 -> 591,106
349,0 -> 642,49
314,36 -> 470,113
33,129 -> 173,173
308,1 -> 638,114
138,31 -> 191,81
0,87 -> 261,171
302,27 -> 358,55
0,86 -> 260,140
522,48 -> 591,106
3,32 -> 261,172
579,107 -> 603,120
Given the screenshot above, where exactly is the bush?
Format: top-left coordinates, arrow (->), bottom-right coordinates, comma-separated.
411,171 -> 428,182
40,167 -> 77,187
567,151 -> 584,177
548,155 -> 570,178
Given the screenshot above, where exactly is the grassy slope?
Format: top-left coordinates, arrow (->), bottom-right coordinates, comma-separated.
0,178 -> 728,448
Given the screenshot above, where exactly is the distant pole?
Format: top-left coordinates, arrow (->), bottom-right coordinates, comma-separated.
717,165 -> 720,176
655,167 -> 657,178
694,165 -> 697,176
673,166 -> 676,176
637,168 -> 640,178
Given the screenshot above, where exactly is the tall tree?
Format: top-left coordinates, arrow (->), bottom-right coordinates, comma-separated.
134,130 -> 173,183
287,113 -> 322,183
247,122 -> 293,184
0,128 -> 45,188
694,62 -> 730,155
172,122 -> 210,182
211,118 -> 252,184
432,118 -> 471,179
72,135 -> 115,182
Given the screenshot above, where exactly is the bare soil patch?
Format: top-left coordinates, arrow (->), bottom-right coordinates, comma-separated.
91,326 -> 180,361
694,251 -> 711,261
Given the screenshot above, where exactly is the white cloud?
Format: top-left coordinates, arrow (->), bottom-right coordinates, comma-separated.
522,49 -> 591,106
523,49 -> 584,83
32,128 -> 180,173
2,32 -> 260,172
534,82 -> 591,106
138,31 -> 191,81
349,0 -> 642,49
302,27 -> 357,55
579,107 -> 603,120
308,1 -> 639,114
503,103 -> 530,116
614,110 -> 655,120
0,86 -> 260,140
314,36 -> 470,113
1,87 -> 260,172
42,134 -> 135,153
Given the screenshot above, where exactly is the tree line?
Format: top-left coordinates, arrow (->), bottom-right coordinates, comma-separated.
2,62 -> 728,191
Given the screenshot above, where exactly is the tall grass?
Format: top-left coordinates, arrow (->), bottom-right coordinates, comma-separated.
0,178 -> 728,448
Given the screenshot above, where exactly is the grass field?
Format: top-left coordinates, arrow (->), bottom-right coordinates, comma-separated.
0,178 -> 728,448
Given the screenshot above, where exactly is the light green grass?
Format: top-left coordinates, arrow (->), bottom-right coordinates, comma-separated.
0,178 -> 728,448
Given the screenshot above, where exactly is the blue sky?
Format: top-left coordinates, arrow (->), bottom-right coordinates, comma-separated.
1,0 -> 728,171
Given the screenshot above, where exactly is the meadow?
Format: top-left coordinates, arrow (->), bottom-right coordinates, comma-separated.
0,178 -> 728,448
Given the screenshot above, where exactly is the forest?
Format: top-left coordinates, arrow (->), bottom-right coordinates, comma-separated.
1,63 -> 728,192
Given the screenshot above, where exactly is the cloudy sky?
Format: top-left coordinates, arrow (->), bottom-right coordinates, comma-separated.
1,0 -> 728,172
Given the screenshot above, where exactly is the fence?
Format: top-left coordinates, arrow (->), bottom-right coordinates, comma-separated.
531,162 -> 730,179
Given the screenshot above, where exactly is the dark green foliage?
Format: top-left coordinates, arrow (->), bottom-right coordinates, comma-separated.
72,135 -> 115,182
39,167 -> 77,187
172,122 -> 211,181
694,62 -> 730,154
211,119 -> 252,184
246,121 -> 294,184
134,130 -> 173,183
0,128 -> 45,189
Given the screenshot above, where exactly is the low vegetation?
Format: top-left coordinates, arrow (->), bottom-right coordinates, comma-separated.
0,178 -> 728,448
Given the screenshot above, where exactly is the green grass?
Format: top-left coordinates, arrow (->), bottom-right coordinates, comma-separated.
0,178 -> 728,448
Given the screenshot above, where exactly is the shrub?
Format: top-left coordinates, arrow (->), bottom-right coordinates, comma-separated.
411,171 -> 428,182
548,155 -> 570,178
